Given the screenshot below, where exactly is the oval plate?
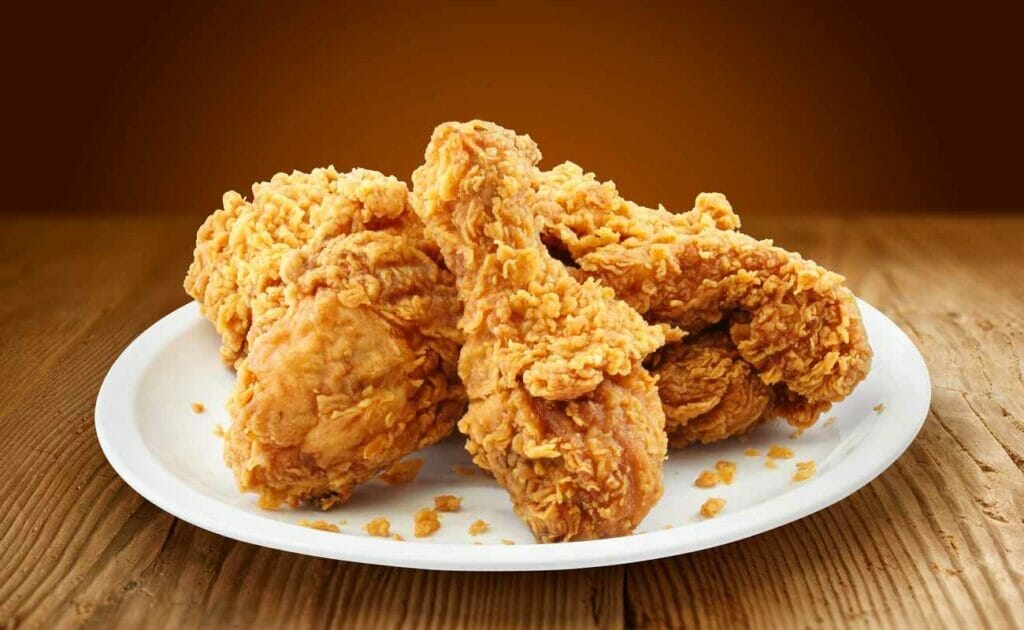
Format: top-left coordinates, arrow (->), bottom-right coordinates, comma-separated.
96,299 -> 929,571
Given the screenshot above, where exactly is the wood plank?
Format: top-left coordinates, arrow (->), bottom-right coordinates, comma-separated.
1,212 -> 1021,628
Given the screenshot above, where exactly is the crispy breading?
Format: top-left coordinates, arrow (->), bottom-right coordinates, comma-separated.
192,169 -> 466,510
412,121 -> 668,542
535,163 -> 872,435
649,330 -> 775,446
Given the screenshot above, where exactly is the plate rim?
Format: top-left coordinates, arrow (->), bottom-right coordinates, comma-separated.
95,298 -> 931,571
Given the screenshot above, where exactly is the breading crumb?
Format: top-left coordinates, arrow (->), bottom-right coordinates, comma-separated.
191,402 -> 205,414
743,447 -> 761,457
765,458 -> 778,469
468,519 -> 489,536
663,524 -> 673,530
700,498 -> 726,518
714,460 -> 736,484
873,403 -> 886,414
379,458 -> 424,485
434,495 -> 462,512
414,508 -> 441,537
212,424 -> 225,438
793,461 -> 817,482
789,427 -> 806,439
392,533 -> 405,541
452,465 -> 476,477
337,519 -> 348,525
694,470 -> 719,488
768,444 -> 794,459
364,517 -> 391,537
298,519 -> 339,533
472,541 -> 482,546
501,539 -> 515,545
823,415 -> 837,427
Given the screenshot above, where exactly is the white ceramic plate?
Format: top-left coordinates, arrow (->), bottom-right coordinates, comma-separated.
95,299 -> 929,571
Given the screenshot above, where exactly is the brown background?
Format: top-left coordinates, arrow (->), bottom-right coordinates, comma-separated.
8,1 -> 1023,222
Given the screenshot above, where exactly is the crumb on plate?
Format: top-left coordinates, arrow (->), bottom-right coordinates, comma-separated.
694,470 -> 719,488
793,460 -> 817,482
469,519 -> 489,536
501,539 -> 515,545
700,497 -> 726,518
768,444 -> 794,459
298,519 -> 339,533
715,460 -> 736,484
789,427 -> 806,439
434,495 -> 462,512
452,465 -> 476,476
379,458 -> 424,485
874,403 -> 886,414
765,458 -> 778,469
743,447 -> 760,457
414,508 -> 441,538
392,533 -> 405,541
190,402 -> 205,414
364,517 -> 391,537
823,415 -> 837,427
212,424 -> 225,438
472,541 -> 482,545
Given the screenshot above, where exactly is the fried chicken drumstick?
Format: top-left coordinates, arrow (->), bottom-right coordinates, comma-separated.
187,168 -> 464,509
535,163 -> 871,443
412,121 -> 669,541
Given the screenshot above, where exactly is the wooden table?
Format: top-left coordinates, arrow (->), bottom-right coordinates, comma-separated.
1,212 -> 1021,629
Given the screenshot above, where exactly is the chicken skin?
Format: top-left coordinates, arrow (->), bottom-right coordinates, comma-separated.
185,167 -> 420,367
535,163 -> 871,434
412,121 -> 668,541
187,168 -> 464,509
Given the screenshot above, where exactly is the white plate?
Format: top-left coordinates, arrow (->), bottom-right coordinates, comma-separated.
95,299 -> 929,571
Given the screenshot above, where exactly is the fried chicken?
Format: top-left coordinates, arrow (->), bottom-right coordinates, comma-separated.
184,167 -> 417,366
649,330 -> 774,447
412,121 -> 668,541
535,162 -> 871,434
188,168 -> 465,509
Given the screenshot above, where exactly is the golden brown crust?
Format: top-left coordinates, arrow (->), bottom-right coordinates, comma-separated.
535,162 -> 872,436
189,168 -> 466,510
412,121 -> 668,542
649,330 -> 775,447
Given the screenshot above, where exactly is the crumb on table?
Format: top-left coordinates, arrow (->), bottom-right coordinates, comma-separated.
468,519 -> 489,536
378,458 -> 424,485
190,402 -> 205,414
700,497 -> 726,519
694,470 -> 719,488
297,519 -> 339,533
501,539 -> 515,545
714,460 -> 736,484
434,495 -> 462,512
414,508 -> 441,538
767,444 -> 794,459
452,465 -> 476,477
873,403 -> 886,414
793,460 -> 817,482
743,447 -> 760,457
364,517 -> 391,537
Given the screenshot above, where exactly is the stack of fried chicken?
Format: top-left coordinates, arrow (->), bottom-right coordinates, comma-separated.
184,121 -> 872,542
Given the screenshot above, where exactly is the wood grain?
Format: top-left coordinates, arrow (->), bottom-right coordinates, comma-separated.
0,212 -> 1021,629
